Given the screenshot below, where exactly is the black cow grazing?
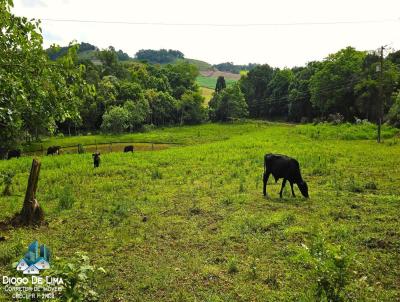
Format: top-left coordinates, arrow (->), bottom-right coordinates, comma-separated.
124,145 -> 134,153
7,149 -> 21,160
263,154 -> 309,198
47,146 -> 61,155
92,152 -> 101,168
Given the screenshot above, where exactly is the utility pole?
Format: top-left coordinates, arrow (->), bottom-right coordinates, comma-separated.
377,45 -> 385,143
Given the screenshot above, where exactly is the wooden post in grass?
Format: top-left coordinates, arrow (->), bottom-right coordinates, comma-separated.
19,159 -> 44,225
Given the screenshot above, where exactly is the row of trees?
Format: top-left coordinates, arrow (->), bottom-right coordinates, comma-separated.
135,49 -> 184,64
73,49 -> 206,134
213,62 -> 259,74
239,47 -> 400,123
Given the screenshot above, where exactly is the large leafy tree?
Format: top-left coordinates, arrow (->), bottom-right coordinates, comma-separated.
145,90 -> 178,126
215,76 -> 227,93
163,61 -> 199,99
101,106 -> 130,133
239,64 -> 275,118
209,83 -> 248,122
287,62 -> 320,122
0,0 -> 89,150
264,68 -> 294,117
123,99 -> 150,131
177,91 -> 206,125
309,47 -> 366,119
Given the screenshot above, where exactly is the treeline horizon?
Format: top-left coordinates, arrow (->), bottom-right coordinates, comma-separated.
1,0 -> 400,155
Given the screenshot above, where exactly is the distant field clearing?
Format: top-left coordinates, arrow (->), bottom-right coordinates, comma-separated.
196,75 -> 237,90
200,87 -> 214,104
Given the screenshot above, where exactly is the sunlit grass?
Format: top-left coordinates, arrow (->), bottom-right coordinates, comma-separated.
0,121 -> 399,301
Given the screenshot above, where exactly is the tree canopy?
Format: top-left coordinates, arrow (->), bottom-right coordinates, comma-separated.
135,49 -> 184,64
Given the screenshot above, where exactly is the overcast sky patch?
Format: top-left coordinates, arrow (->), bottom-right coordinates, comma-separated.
11,0 -> 400,67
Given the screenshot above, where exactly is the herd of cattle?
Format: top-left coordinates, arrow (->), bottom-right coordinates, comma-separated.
2,146 -> 309,198
3,145 -> 135,159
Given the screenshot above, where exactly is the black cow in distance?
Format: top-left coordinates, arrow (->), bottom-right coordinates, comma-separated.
7,149 -> 21,160
92,152 -> 101,168
47,146 -> 61,155
124,145 -> 134,153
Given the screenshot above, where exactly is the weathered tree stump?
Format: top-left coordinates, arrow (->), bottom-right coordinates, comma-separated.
12,159 -> 44,226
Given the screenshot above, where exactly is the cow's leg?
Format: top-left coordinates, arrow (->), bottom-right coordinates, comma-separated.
290,181 -> 296,197
263,172 -> 270,196
279,178 -> 287,198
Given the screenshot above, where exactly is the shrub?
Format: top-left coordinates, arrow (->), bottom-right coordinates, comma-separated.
101,106 -> 130,133
1,170 -> 15,196
305,235 -> 353,301
227,258 -> 239,274
0,241 -> 24,265
50,252 -> 106,301
209,83 -> 248,122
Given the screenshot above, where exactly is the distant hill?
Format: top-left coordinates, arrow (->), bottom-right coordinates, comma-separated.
46,42 -> 132,62
176,58 -> 212,72
46,43 -> 241,92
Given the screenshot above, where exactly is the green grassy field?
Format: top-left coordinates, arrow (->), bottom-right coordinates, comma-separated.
196,76 -> 237,90
0,122 -> 399,301
200,87 -> 214,104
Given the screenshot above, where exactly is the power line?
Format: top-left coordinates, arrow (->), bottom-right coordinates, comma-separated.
39,18 -> 400,27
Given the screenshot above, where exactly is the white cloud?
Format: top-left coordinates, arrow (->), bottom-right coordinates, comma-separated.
11,0 -> 400,67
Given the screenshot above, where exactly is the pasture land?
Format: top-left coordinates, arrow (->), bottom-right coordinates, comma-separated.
0,122 -> 399,301
196,75 -> 237,90
199,87 -> 214,103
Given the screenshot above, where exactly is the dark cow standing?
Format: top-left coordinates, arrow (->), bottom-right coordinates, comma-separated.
263,154 -> 309,198
92,152 -> 101,168
7,149 -> 21,160
124,145 -> 134,153
47,146 -> 61,155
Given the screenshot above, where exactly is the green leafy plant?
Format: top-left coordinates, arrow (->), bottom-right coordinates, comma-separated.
306,235 -> 353,302
227,257 -> 238,274
1,170 -> 15,196
50,252 -> 106,301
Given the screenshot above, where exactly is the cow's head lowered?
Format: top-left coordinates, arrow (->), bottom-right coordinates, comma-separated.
298,181 -> 309,198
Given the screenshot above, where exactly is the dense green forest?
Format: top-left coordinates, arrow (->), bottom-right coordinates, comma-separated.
1,0 -> 400,156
